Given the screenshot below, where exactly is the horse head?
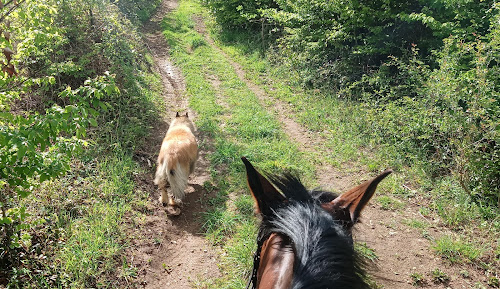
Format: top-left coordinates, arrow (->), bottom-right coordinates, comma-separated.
242,157 -> 392,289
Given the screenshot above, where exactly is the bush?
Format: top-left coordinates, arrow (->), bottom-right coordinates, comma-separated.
209,0 -> 496,88
362,34 -> 499,208
0,0 -> 161,285
207,0 -> 499,208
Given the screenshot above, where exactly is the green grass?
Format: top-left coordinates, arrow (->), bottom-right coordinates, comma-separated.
410,272 -> 426,286
355,242 -> 378,263
404,218 -> 429,229
19,149 -> 152,288
432,235 -> 483,264
377,195 -> 405,211
431,268 -> 450,284
56,156 -> 138,287
11,7 -> 164,285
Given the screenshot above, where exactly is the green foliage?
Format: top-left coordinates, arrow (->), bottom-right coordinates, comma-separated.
204,0 -> 278,29
208,0 -> 497,86
0,73 -> 117,266
377,195 -> 404,211
115,0 -> 162,24
410,272 -> 425,286
0,0 -> 162,286
206,0 -> 500,209
363,34 -> 499,207
431,268 -> 450,284
355,242 -> 378,263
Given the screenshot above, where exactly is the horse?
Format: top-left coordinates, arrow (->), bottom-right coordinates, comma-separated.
241,157 -> 392,289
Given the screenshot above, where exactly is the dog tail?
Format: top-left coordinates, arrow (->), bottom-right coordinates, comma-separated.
167,157 -> 188,202
154,155 -> 168,187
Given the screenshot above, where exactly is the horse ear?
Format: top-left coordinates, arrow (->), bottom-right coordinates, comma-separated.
176,111 -> 180,117
324,170 -> 392,226
242,157 -> 286,215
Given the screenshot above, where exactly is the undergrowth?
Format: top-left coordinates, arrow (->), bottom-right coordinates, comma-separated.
1,0 -> 163,287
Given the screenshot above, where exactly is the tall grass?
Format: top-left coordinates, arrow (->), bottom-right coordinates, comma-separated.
4,0 -> 164,287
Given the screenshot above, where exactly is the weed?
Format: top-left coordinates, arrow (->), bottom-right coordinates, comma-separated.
404,218 -> 429,229
431,268 -> 450,284
460,269 -> 469,278
418,207 -> 432,218
489,276 -> 500,288
432,235 -> 482,264
355,242 -> 378,263
377,195 -> 404,211
191,35 -> 207,50
410,272 -> 425,286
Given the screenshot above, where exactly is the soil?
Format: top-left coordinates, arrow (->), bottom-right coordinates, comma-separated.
126,1 -> 489,288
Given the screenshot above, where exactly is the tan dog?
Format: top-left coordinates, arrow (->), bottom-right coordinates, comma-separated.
154,112 -> 198,215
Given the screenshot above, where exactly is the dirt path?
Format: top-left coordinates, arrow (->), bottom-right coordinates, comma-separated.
193,17 -> 487,289
125,1 -> 220,288
124,4 -> 487,288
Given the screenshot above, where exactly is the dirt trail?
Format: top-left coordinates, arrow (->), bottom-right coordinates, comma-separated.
125,1 -> 220,288
193,17 -> 485,289
125,3 -> 486,287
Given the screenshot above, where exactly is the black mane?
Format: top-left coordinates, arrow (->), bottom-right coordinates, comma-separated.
256,173 -> 370,289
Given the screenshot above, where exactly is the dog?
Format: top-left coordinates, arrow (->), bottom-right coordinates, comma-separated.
154,112 -> 198,215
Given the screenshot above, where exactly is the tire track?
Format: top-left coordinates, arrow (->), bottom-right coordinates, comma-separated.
125,1 -> 221,288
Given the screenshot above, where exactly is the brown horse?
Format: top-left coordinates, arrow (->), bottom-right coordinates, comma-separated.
242,157 -> 392,289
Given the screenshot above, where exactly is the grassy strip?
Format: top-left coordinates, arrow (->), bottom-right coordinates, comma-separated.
19,96 -> 161,288
161,1 -> 321,287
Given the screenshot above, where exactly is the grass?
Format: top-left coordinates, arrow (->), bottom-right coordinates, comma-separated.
432,235 -> 483,264
377,195 -> 405,211
431,268 -> 450,284
19,147 -> 154,287
10,6 -> 165,284
355,242 -> 378,263
404,218 -> 429,229
410,272 -> 426,286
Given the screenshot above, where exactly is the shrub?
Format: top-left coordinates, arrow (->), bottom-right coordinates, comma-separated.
0,0 -> 161,285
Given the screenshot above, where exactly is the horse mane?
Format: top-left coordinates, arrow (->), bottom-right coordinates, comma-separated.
258,173 -> 371,289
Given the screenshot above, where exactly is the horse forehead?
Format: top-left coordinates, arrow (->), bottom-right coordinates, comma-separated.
258,233 -> 294,289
